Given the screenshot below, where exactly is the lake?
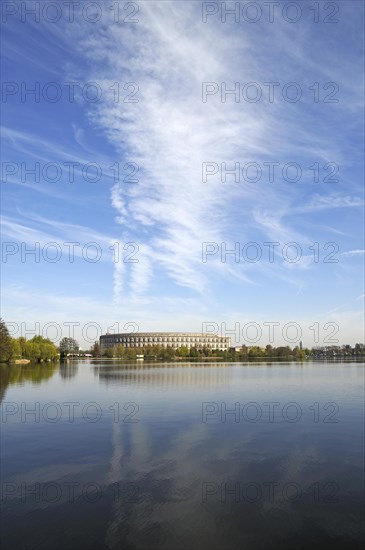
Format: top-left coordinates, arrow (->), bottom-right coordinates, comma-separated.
1,361 -> 364,549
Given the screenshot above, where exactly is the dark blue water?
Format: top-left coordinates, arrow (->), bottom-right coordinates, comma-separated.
1,361 -> 364,549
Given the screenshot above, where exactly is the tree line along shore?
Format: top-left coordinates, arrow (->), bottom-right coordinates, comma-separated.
1,320 -> 364,364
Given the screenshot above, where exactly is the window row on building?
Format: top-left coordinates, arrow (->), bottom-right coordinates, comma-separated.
100,332 -> 231,351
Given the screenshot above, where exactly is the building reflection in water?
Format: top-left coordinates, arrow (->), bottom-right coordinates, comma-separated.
87,361 -> 364,549
1,360 -> 363,549
92,361 -> 249,389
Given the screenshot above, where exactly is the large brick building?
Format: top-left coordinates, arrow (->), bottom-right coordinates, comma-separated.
100,332 -> 230,352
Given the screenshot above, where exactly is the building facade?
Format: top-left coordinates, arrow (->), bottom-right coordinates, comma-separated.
100,332 -> 231,352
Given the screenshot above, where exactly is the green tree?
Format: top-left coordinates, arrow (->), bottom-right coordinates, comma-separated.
91,341 -> 101,357
355,343 -> 364,356
17,337 -> 27,357
189,347 -> 198,358
160,347 -> 175,360
0,319 -> 13,363
113,344 -> 127,358
28,336 -> 58,361
248,346 -> 266,358
25,342 -> 41,362
127,347 -> 137,360
41,342 -> 58,360
276,346 -> 292,358
237,345 -> 248,360
11,339 -> 22,359
30,336 -> 57,360
292,346 -> 306,359
59,337 -> 79,357
176,346 -> 189,357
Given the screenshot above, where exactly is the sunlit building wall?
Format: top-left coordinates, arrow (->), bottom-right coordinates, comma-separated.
100,332 -> 230,352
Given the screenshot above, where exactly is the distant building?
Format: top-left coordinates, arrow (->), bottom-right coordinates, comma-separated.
100,332 -> 231,352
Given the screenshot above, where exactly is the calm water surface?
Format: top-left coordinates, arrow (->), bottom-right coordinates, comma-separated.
1,361 -> 364,550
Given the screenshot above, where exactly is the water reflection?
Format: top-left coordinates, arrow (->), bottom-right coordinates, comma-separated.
92,361 -> 305,389
0,362 -> 59,403
93,362 -> 235,388
1,362 -> 364,550
103,366 -> 363,549
59,361 -> 79,380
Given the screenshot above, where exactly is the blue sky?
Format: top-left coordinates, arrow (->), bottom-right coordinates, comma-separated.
1,0 -> 364,348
